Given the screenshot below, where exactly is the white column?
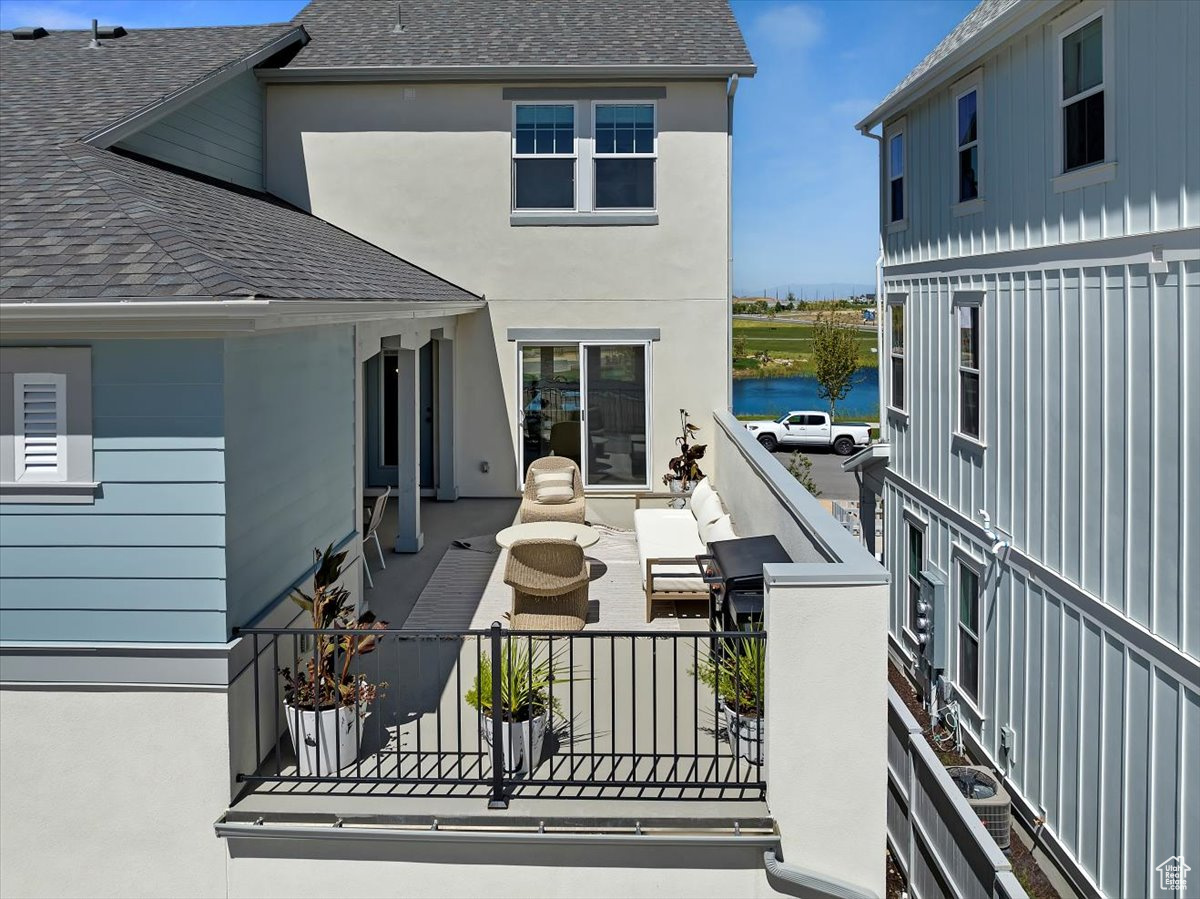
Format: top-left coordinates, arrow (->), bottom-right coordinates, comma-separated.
435,335 -> 458,502
394,344 -> 423,553
763,574 -> 889,897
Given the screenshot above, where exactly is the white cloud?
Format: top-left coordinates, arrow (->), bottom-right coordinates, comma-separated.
1,1 -> 92,31
751,2 -> 824,50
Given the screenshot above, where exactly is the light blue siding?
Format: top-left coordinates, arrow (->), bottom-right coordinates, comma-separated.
0,340 -> 228,642
222,327 -> 356,631
115,71 -> 264,190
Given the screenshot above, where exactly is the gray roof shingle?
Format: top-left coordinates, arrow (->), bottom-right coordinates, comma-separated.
288,0 -> 754,70
861,0 -> 1022,126
0,24 -> 479,303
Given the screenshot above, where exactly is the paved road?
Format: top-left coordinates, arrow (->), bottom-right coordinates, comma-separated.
769,446 -> 860,500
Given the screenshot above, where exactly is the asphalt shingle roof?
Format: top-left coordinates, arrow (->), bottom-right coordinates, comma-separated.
0,24 -> 478,302
289,0 -> 754,70
865,0 -> 1021,122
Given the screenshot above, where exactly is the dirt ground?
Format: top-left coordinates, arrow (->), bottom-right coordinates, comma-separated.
888,664 -> 1062,899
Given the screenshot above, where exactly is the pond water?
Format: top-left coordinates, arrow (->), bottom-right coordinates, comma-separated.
732,367 -> 880,419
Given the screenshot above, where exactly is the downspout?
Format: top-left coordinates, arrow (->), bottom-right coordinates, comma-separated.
857,125 -> 886,429
726,73 -> 739,414
762,850 -> 879,899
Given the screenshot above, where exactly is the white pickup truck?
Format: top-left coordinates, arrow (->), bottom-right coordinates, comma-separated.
743,411 -> 871,456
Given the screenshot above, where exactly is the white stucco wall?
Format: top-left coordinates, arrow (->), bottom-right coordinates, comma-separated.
264,81 -> 729,301
0,687 -> 231,899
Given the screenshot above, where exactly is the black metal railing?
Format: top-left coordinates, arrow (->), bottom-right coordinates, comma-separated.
234,623 -> 766,807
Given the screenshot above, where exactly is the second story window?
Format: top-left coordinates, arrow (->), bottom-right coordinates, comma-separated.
907,523 -> 924,635
888,131 -> 905,222
956,88 -> 979,201
1061,14 -> 1104,172
594,104 -> 656,209
513,104 -> 576,210
957,559 -> 981,703
957,300 -> 981,439
889,297 -> 905,411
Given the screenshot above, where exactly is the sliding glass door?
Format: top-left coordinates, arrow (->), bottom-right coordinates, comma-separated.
519,342 -> 649,489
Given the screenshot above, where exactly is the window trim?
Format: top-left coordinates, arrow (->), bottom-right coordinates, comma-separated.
953,291 -> 985,447
952,69 -> 983,209
515,339 -> 653,493
511,100 -> 580,213
884,117 -> 907,232
953,550 -> 984,707
591,99 -> 658,212
1053,1 -> 1115,180
886,293 -> 908,420
904,517 -> 926,639
1,347 -> 97,504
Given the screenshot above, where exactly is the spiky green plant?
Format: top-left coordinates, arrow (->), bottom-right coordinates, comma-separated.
465,638 -> 571,723
694,638 -> 766,717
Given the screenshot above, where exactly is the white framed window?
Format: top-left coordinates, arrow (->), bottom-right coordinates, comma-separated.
512,102 -> 577,210
517,341 -> 651,490
906,520 -> 925,634
1054,2 -> 1114,180
955,292 -> 983,441
1,347 -> 95,503
954,73 -> 981,204
887,294 -> 906,413
884,118 -> 907,228
956,556 -> 983,704
592,102 -> 656,210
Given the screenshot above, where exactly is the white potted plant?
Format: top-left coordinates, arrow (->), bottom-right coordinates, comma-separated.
279,544 -> 387,777
695,637 -> 766,765
465,639 -> 567,777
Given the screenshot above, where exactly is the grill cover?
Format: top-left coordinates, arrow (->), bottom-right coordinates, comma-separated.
707,535 -> 791,590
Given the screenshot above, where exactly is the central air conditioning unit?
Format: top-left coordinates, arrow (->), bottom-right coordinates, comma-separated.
947,765 -> 1012,850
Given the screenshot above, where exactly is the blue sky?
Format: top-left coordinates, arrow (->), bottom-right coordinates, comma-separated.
1,0 -> 975,292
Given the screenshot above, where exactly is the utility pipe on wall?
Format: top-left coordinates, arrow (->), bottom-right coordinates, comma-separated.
762,850 -> 879,899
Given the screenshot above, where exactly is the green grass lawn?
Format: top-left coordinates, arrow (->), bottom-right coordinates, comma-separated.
733,319 -> 878,377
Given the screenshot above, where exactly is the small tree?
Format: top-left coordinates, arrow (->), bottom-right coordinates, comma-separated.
812,313 -> 861,421
785,290 -> 796,305
786,452 -> 821,497
732,334 -> 748,358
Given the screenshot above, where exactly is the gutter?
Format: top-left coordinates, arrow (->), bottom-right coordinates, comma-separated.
763,850 -> 879,899
214,816 -> 779,850
257,63 -> 757,84
84,26 -> 311,147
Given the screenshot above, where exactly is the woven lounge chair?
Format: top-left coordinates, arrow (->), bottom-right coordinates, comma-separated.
505,538 -> 589,632
520,456 -> 586,524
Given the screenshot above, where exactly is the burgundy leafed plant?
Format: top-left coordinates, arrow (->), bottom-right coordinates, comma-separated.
662,408 -> 706,488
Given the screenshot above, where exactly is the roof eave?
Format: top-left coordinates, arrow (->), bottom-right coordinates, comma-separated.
257,63 -> 756,84
83,25 -> 311,148
854,0 -> 1064,132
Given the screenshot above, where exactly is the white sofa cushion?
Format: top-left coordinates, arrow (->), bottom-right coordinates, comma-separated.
689,477 -> 715,512
691,488 -> 724,526
633,508 -> 707,593
699,513 -> 735,546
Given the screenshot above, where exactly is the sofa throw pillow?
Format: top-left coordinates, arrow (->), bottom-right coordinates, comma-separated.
689,477 -> 715,511
692,488 -> 725,526
700,513 -> 736,546
536,484 -> 575,504
533,470 -> 574,489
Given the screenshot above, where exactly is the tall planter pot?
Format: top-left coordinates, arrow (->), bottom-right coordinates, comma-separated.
481,711 -> 547,777
285,703 -> 367,777
722,702 -> 764,766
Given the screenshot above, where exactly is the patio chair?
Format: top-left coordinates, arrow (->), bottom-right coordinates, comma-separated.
362,486 -> 390,589
520,456 -> 586,524
505,538 -> 589,632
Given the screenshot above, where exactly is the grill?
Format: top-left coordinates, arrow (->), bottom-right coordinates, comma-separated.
697,535 -> 792,631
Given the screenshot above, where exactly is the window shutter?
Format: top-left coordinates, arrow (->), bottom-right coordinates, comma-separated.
14,373 -> 67,482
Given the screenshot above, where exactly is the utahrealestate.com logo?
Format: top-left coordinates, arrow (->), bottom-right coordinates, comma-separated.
1156,856 -> 1189,893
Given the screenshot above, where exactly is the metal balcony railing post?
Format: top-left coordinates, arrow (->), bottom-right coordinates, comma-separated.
487,621 -> 508,809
